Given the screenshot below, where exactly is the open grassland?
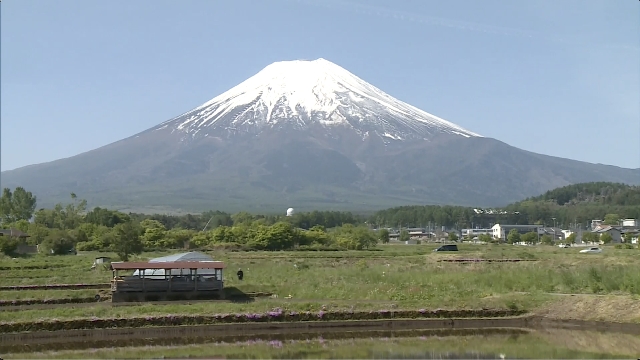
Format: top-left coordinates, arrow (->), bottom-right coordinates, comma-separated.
0,244 -> 639,324
6,329 -> 640,359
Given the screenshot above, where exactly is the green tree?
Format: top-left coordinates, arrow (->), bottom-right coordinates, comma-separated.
623,232 -> 633,243
231,212 -> 256,226
582,232 -> 598,244
11,187 -> 37,222
250,221 -> 298,250
600,232 -> 613,244
190,232 -> 211,248
507,229 -> 521,244
399,229 -> 410,242
566,233 -> 577,244
0,188 -> 12,224
378,228 -> 390,244
140,219 -> 167,248
603,214 -> 620,225
540,234 -> 553,245
41,229 -> 75,255
85,207 -> 130,227
111,222 -> 143,261
0,187 -> 37,224
27,223 -> 50,245
521,232 -> 538,244
163,228 -> 196,249
0,236 -> 18,255
478,233 -> 492,243
448,231 -> 459,242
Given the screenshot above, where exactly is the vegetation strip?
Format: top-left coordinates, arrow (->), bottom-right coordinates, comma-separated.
0,297 -> 102,307
0,328 -> 529,354
0,283 -> 111,291
0,265 -> 66,271
0,308 -> 525,333
0,292 -> 275,308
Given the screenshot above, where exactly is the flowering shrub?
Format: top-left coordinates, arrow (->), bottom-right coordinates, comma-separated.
0,308 -> 526,333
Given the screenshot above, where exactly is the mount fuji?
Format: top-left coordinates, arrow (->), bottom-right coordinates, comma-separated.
2,58 -> 639,213
154,58 -> 480,141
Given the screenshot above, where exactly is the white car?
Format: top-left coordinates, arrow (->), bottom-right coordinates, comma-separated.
579,247 -> 602,254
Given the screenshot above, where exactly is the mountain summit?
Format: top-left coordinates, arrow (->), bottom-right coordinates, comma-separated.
2,59 -> 639,212
153,58 -> 481,140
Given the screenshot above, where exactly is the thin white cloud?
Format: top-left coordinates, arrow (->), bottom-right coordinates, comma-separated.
290,0 -> 639,51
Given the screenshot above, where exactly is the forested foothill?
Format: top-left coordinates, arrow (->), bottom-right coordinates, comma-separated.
0,182 -> 638,260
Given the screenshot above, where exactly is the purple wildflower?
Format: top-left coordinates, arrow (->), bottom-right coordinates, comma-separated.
317,310 -> 325,319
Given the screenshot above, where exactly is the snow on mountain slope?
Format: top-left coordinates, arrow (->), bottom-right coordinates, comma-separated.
153,58 -> 482,140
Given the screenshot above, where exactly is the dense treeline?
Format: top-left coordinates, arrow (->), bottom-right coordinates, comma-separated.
521,182 -> 640,206
371,182 -> 640,229
1,182 -> 638,259
0,190 -> 371,259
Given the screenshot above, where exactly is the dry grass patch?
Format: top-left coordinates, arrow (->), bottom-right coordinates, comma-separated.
535,294 -> 640,323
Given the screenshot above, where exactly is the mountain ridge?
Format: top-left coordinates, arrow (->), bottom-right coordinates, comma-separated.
2,58 -> 639,212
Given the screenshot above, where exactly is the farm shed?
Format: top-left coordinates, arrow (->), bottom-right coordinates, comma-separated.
132,251 -> 218,279
110,259 -> 226,302
94,256 -> 111,264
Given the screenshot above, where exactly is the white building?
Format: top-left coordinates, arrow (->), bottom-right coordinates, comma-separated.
491,224 -> 542,241
461,228 -> 492,237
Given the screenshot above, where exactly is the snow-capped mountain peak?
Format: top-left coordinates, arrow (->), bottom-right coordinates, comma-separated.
155,58 -> 482,140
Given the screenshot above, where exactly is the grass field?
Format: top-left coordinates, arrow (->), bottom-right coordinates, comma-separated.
0,243 -> 639,324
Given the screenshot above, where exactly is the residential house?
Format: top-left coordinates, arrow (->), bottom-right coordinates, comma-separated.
0,228 -> 30,239
538,227 -> 565,241
590,220 -> 603,230
0,228 -> 36,254
592,225 -> 622,243
491,224 -> 542,241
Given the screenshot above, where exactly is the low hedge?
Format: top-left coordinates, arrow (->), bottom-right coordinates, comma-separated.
0,308 -> 526,333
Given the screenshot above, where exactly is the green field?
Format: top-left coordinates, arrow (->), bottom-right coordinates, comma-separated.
1,244 -> 639,324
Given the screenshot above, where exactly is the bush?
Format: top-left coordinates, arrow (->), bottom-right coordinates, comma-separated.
0,236 -> 19,255
76,241 -> 101,251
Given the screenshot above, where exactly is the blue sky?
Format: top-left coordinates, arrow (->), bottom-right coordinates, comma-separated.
1,0 -> 639,171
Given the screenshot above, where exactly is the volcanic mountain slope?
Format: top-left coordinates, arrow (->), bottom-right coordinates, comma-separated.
2,59 -> 639,212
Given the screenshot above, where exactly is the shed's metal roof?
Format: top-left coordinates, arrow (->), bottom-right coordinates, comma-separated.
111,261 -> 225,270
149,251 -> 213,263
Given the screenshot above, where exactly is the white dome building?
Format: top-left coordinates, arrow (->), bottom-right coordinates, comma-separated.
286,208 -> 295,217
